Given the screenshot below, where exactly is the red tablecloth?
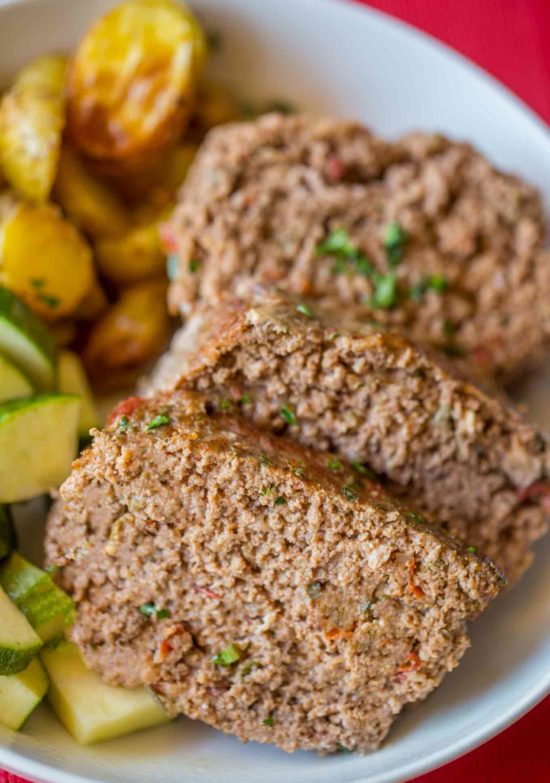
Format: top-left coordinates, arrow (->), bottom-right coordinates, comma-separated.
2,2 -> 549,782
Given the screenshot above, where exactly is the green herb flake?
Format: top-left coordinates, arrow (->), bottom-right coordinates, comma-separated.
262,716 -> 275,726
260,484 -> 275,497
138,602 -> 170,620
280,404 -> 297,426
441,344 -> 466,358
166,254 -> 179,280
240,659 -> 262,677
29,277 -> 46,290
442,319 -> 457,338
351,460 -> 376,480
359,599 -> 372,615
274,496 -> 287,506
188,258 -> 201,273
218,398 -> 233,412
307,581 -> 322,599
259,453 -> 273,466
337,744 -> 353,754
467,546 -> 477,554
407,511 -> 426,525
316,228 -> 355,257
146,414 -> 172,432
341,483 -> 359,502
44,564 -> 59,575
212,643 -> 242,667
327,456 -> 344,472
240,393 -> 251,406
371,273 -> 398,309
296,303 -> 313,318
37,292 -> 60,309
383,221 -> 407,267
410,274 -> 448,302
118,415 -> 129,432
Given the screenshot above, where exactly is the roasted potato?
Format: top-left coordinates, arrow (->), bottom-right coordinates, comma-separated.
0,201 -> 93,320
74,277 -> 109,320
95,210 -> 170,284
84,280 -> 169,385
67,0 -> 206,169
54,147 -> 129,237
0,55 -> 67,201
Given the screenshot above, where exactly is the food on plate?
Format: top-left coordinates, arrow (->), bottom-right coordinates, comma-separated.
0,656 -> 49,731
0,200 -> 94,321
0,553 -> 74,643
73,278 -> 108,321
54,147 -> 129,238
0,55 -> 67,202
0,353 -> 33,402
66,0 -> 206,169
0,506 -> 15,561
0,394 -> 80,503
167,114 -> 550,382
0,286 -> 56,390
45,392 -> 502,753
0,585 -> 43,675
83,280 -> 170,388
95,211 -> 169,284
143,296 -> 549,582
58,351 -> 99,437
41,639 -> 171,744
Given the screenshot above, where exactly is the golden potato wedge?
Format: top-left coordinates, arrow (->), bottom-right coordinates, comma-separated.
54,147 -> 129,237
0,201 -> 93,320
0,55 -> 67,201
84,280 -> 169,382
67,0 -> 206,168
95,211 -> 169,285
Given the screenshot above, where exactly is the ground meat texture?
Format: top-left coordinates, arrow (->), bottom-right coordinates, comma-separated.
167,114 -> 549,383
143,298 -> 549,582
45,393 -> 501,755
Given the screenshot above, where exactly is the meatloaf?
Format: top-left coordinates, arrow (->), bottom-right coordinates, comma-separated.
167,114 -> 550,382
143,297 -> 549,581
45,392 -> 502,754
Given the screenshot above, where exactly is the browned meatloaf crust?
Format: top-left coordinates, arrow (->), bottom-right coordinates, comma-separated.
167,114 -> 550,382
45,392 -> 502,754
143,298 -> 549,581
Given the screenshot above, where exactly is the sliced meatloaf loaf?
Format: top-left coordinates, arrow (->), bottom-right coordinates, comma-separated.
167,114 -> 550,382
143,298 -> 549,581
45,392 -> 502,754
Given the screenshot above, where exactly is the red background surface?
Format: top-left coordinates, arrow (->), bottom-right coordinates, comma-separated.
2,1 -> 549,782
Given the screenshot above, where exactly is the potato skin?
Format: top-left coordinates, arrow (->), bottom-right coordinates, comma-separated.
66,0 -> 206,170
0,55 -> 67,202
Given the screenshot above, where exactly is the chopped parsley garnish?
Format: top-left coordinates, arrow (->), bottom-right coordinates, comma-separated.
262,716 -> 275,726
218,398 -> 233,411
467,546 -> 477,554
407,511 -> 426,524
359,599 -> 372,615
296,303 -> 313,318
383,221 -> 407,267
212,643 -> 242,667
351,460 -> 376,480
29,277 -> 45,289
188,258 -> 201,273
37,292 -> 60,309
327,456 -> 344,472
139,602 -> 171,620
274,496 -> 287,506
337,744 -> 353,754
371,272 -> 398,309
259,453 -> 273,466
316,228 -> 356,257
260,485 -> 275,496
341,483 -> 359,502
291,464 -> 306,477
45,564 -> 59,575
146,414 -> 172,431
240,393 -> 251,405
307,581 -> 322,599
442,319 -> 457,338
410,274 -> 448,302
118,415 -> 129,432
166,254 -> 179,281
280,404 -> 297,425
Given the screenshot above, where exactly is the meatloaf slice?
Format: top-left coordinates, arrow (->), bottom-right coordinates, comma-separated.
167,114 -> 549,382
143,297 -> 549,581
45,392 -> 502,754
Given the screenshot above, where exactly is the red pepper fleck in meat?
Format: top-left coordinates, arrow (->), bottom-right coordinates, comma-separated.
107,396 -> 142,426
158,222 -> 179,253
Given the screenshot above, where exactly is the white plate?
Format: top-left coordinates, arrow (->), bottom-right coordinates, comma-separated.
0,1 -> 549,782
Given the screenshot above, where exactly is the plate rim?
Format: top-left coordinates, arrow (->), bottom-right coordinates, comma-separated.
0,0 -> 548,782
